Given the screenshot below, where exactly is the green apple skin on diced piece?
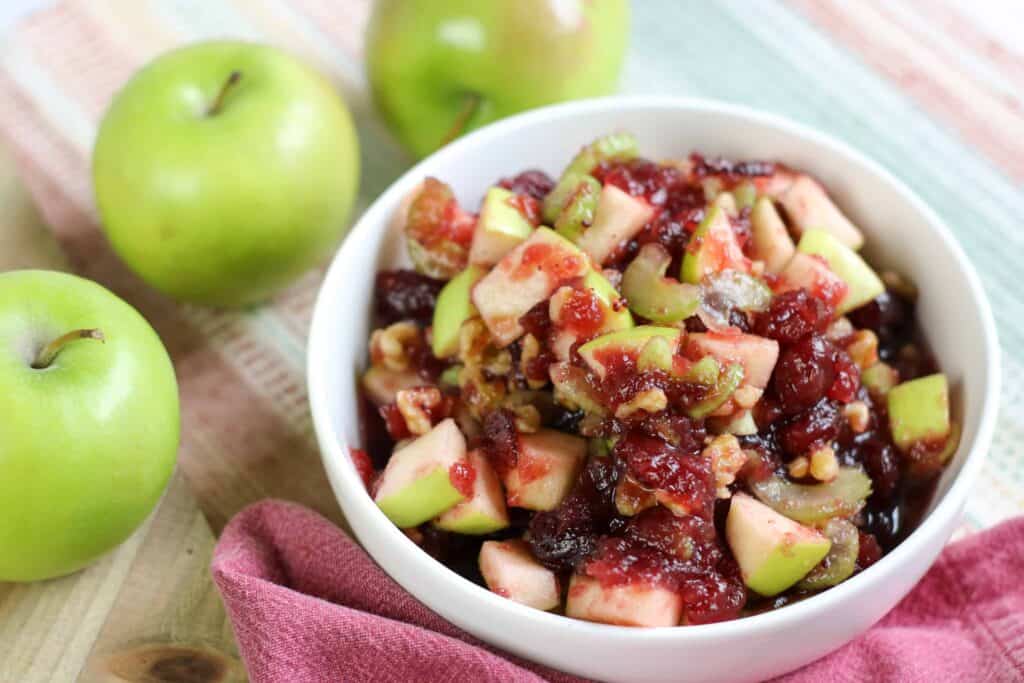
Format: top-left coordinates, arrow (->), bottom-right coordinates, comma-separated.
435,449 -> 509,534
503,429 -> 587,511
479,539 -> 560,611
577,326 -> 681,380
549,269 -> 634,361
861,361 -> 899,397
682,355 -> 720,386
439,364 -> 462,388
622,243 -> 701,323
471,227 -> 590,346
636,334 -> 675,373
543,133 -> 639,223
777,174 -> 865,250
576,184 -> 655,265
688,332 -> 780,390
432,265 -> 486,358
797,229 -> 884,315
374,418 -> 469,528
887,374 -> 952,453
681,205 -> 747,284
726,493 -> 832,597
777,251 -> 849,311
469,187 -> 535,266
687,362 -> 744,419
733,181 -> 758,211
554,175 -> 601,243
550,361 -> 608,416
566,574 -> 683,627
750,197 -> 795,274
361,366 -> 424,406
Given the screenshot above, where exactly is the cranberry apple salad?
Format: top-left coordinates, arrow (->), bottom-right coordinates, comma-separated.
356,133 -> 957,627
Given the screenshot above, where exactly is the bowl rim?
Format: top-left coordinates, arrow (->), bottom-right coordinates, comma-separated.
308,95 -> 1000,642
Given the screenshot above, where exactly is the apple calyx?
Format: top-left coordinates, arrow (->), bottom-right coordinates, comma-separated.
207,70 -> 242,116
439,93 -> 482,148
32,328 -> 105,369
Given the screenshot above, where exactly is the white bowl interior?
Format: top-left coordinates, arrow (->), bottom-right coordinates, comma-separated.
308,98 -> 998,683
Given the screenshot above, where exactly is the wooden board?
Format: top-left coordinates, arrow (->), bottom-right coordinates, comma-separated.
0,142 -> 243,683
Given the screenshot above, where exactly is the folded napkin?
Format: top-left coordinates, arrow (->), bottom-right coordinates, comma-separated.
212,501 -> 1024,683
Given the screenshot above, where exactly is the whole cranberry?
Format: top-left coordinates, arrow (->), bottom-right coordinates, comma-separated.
753,289 -> 834,343
778,399 -> 842,457
861,439 -> 900,501
772,335 -> 837,414
498,170 -> 554,201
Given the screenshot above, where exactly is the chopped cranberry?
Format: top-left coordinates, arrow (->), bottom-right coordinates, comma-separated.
349,448 -> 375,491
777,399 -> 842,457
513,243 -> 586,282
448,461 -> 477,498
482,410 -> 519,477
828,349 -> 861,403
848,291 -> 908,336
374,270 -> 444,325
679,558 -> 747,624
379,403 -> 412,441
557,286 -> 607,338
615,432 -> 715,519
856,532 -> 883,570
861,439 -> 900,502
594,159 -> 684,206
753,289 -> 834,343
498,169 -> 555,201
689,153 -> 776,180
506,193 -> 542,226
772,335 -> 837,415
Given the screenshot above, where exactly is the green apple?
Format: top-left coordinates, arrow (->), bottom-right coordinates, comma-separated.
576,184 -> 654,266
435,449 -> 509,534
578,326 -> 681,380
750,196 -> 795,274
366,0 -> 630,158
777,174 -> 864,250
887,373 -> 951,452
0,270 -> 179,581
93,41 -> 359,307
468,187 -> 535,266
431,265 -> 486,358
681,204 -> 747,284
726,493 -> 831,597
566,573 -> 683,627
479,539 -> 560,610
374,418 -> 469,527
545,133 -> 638,223
861,361 -> 899,397
797,229 -> 884,315
502,429 -> 587,511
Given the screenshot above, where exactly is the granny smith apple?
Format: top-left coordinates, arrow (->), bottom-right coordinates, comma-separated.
366,0 -> 630,158
0,270 -> 179,581
93,41 -> 359,307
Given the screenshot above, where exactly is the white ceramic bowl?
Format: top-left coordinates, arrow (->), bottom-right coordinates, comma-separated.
308,97 -> 999,683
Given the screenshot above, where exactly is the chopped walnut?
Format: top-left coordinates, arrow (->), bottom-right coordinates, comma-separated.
519,334 -> 547,390
458,319 -> 491,365
788,456 -> 810,478
825,316 -> 854,342
843,401 -> 870,433
395,386 -> 444,436
845,330 -> 879,370
458,365 -> 507,420
369,321 -> 420,371
614,388 -> 668,419
508,404 -> 541,433
809,445 -> 839,482
702,434 -> 748,498
732,385 -> 763,409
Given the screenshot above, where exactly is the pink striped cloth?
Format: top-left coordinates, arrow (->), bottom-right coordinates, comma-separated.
212,500 -> 1024,682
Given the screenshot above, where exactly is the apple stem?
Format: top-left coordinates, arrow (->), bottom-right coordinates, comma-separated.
207,70 -> 242,116
440,93 -> 482,148
32,328 -> 104,369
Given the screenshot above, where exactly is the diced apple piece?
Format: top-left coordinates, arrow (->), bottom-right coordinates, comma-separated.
361,366 -> 424,406
777,251 -> 849,311
435,449 -> 509,534
549,270 -> 635,361
887,374 -> 951,452
432,265 -> 485,358
726,493 -> 831,597
681,205 -> 748,284
469,187 -> 534,265
550,361 -> 607,416
375,418 -> 468,527
709,409 -> 758,436
576,185 -> 655,265
479,539 -> 560,610
861,361 -> 899,397
750,197 -> 795,274
777,174 -> 864,250
554,174 -> 601,243
688,332 -> 779,390
797,229 -> 884,315
471,227 -> 590,346
686,362 -> 744,419
578,326 -> 681,380
543,133 -> 639,223
503,429 -> 587,511
566,574 -> 683,627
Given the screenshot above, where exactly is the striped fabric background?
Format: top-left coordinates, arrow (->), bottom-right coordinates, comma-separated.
0,0 -> 1020,538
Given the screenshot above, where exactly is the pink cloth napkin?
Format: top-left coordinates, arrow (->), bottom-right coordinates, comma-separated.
211,500 -> 1024,682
